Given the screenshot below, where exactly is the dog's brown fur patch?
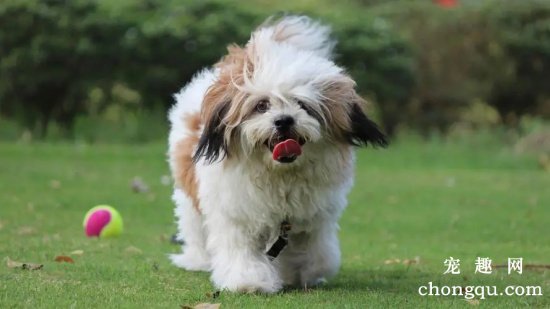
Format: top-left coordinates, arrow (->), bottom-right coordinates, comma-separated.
173,112 -> 202,211
201,44 -> 254,150
321,75 -> 366,141
202,45 -> 249,123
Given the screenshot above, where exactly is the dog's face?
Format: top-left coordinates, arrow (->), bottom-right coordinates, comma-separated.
193,30 -> 387,166
237,94 -> 321,163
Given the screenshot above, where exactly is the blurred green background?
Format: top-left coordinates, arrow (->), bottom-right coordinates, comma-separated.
1,0 -> 549,143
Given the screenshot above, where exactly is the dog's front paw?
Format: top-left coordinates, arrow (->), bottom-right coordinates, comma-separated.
211,261 -> 282,293
223,278 -> 281,294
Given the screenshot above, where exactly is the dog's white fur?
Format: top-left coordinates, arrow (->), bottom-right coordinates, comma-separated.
168,16 -> 386,293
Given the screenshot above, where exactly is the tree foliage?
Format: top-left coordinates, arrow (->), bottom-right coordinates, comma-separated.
0,0 -> 548,139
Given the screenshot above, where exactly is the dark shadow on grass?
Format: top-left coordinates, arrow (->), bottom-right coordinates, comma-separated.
277,266 -> 437,294
315,267 -> 436,294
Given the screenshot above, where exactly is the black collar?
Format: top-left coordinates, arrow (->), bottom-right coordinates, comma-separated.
266,220 -> 291,261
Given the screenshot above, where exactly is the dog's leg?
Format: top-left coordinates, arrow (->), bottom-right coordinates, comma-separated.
276,231 -> 308,287
297,219 -> 341,287
169,189 -> 210,271
205,213 -> 282,293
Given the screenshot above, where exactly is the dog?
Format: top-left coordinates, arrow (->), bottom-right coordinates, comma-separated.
167,15 -> 387,293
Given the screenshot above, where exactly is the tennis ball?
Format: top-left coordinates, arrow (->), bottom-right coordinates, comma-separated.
83,205 -> 123,238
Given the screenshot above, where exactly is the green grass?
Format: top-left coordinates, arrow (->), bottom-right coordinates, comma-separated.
1,139 -> 549,308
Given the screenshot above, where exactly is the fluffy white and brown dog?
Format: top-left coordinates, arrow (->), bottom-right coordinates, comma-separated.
167,15 -> 387,293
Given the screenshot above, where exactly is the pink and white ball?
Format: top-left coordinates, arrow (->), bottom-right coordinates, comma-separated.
83,205 -> 123,238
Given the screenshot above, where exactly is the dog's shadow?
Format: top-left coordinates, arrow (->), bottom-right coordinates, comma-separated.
283,266 -> 433,294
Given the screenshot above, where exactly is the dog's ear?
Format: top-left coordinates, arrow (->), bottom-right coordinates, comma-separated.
321,75 -> 388,147
193,45 -> 253,164
193,71 -> 233,164
344,102 -> 388,148
193,101 -> 230,164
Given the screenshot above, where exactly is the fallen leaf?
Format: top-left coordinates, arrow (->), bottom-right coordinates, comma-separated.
70,250 -> 84,256
17,226 -> 35,236
50,180 -> 61,189
0,221 -> 4,230
6,257 -> 43,270
6,257 -> 23,268
124,246 -> 143,255
54,255 -> 74,263
384,258 -> 401,265
194,304 -> 221,309
403,256 -> 421,265
384,257 -> 421,266
465,299 -> 480,306
131,177 -> 149,193
179,303 -> 222,309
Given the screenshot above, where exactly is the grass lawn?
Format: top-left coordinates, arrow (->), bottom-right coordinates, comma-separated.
1,139 -> 549,308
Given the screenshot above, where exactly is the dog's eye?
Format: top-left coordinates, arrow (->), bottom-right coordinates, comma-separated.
296,99 -> 323,123
256,100 -> 270,113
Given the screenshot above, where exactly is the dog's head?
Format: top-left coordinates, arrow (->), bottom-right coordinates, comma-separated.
193,16 -> 388,166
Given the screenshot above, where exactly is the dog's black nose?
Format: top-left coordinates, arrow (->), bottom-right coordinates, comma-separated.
274,115 -> 295,131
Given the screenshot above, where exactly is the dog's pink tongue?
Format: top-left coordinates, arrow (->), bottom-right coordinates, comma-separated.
272,139 -> 302,161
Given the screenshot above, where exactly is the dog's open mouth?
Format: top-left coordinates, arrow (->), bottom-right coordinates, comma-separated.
265,134 -> 306,163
